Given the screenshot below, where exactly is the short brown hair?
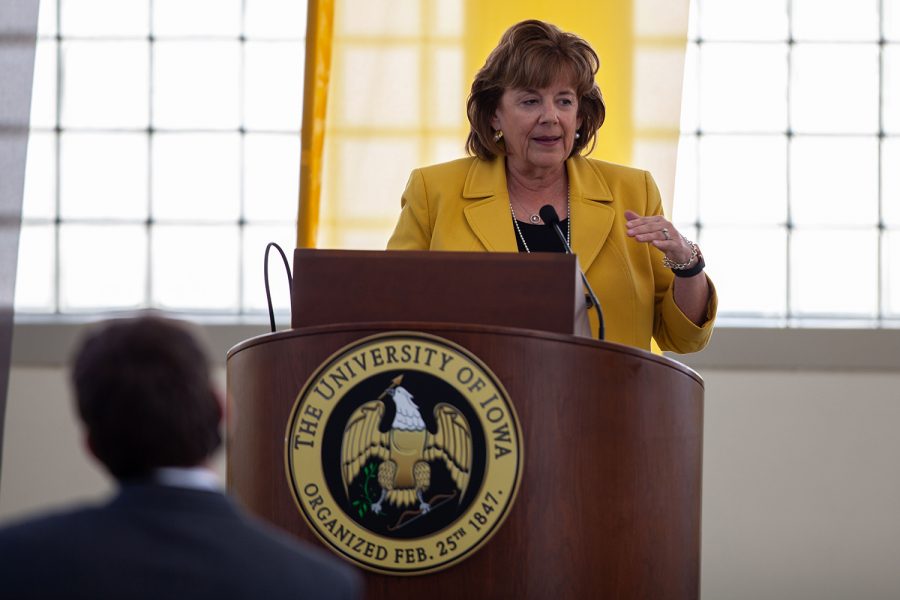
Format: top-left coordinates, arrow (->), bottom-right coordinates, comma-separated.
72,316 -> 221,480
466,20 -> 606,161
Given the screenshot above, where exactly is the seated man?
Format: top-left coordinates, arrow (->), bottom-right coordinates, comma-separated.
0,315 -> 362,600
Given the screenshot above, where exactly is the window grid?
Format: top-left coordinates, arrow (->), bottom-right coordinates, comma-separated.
19,0 -> 305,315
786,8 -> 794,323
677,0 -> 899,326
15,1 -> 900,325
877,0 -> 886,321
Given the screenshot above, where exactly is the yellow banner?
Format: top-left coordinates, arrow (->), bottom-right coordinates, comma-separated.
297,0 -> 335,248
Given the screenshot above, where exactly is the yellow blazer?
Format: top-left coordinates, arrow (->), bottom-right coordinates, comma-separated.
387,155 -> 716,353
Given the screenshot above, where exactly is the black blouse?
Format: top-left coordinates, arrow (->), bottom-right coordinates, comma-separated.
513,219 -> 569,253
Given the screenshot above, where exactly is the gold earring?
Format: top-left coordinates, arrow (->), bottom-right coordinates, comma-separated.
493,130 -> 504,143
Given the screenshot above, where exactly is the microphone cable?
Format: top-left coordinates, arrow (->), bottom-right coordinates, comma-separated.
263,242 -> 292,333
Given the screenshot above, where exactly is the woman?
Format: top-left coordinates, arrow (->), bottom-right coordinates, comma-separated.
387,20 -> 715,353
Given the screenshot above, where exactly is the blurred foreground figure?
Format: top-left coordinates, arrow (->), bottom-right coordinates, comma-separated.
0,315 -> 362,600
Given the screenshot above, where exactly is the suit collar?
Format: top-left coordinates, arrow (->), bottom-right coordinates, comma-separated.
462,158 -> 516,251
462,156 -> 616,269
153,466 -> 222,492
567,157 -> 615,270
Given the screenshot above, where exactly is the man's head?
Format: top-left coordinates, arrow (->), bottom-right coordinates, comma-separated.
72,316 -> 222,480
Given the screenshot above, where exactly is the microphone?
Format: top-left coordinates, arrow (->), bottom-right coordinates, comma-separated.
538,205 -> 605,341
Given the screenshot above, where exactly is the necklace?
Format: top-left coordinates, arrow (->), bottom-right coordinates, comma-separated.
509,187 -> 571,253
511,202 -> 544,224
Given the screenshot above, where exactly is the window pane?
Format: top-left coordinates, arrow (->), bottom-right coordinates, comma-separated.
59,224 -> 148,311
791,43 -> 879,134
634,48 -> 687,129
153,0 -> 241,37
701,226 -> 787,316
884,138 -> 900,227
430,47 -> 465,128
635,0 -> 689,37
14,224 -> 56,313
339,46 -> 420,127
887,0 -> 900,41
152,133 -> 241,222
22,131 -> 56,220
152,225 -> 239,311
791,228 -> 878,316
60,132 -> 148,220
337,0 -> 420,36
61,41 -> 149,128
60,0 -> 149,37
699,134 -> 787,226
245,0 -> 307,39
680,44 -> 699,132
37,0 -> 57,37
426,136 -> 466,166
433,0 -> 464,36
633,140 -> 678,209
30,40 -> 57,129
243,133 -> 300,222
673,135 -> 698,226
242,224 -> 296,312
244,41 -> 304,131
153,41 -> 241,130
332,137 -> 419,221
884,45 -> 900,134
884,229 -> 900,318
699,43 -> 788,133
700,0 -> 788,41
790,136 -> 878,227
792,0 -> 879,41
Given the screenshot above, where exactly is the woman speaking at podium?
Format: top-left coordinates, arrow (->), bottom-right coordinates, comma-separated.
387,20 -> 716,353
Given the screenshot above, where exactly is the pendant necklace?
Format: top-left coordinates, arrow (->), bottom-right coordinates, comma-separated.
509,187 -> 571,253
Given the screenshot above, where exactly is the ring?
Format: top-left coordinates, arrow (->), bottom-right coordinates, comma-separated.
662,228 -> 670,240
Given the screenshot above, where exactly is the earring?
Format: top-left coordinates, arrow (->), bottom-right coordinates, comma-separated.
493,130 -> 504,143
575,131 -> 581,140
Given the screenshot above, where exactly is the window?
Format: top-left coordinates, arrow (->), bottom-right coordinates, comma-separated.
16,0 -> 464,315
675,0 -> 900,325
16,0 -> 899,327
17,0 -> 306,315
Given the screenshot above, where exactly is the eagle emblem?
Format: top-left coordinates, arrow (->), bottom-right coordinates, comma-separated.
341,375 -> 473,515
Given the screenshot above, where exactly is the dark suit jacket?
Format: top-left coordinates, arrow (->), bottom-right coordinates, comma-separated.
0,483 -> 362,600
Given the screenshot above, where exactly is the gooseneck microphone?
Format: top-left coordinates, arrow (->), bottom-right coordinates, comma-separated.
538,205 -> 605,341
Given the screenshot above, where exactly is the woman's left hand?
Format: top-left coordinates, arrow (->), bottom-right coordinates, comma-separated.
624,210 -> 709,325
624,210 -> 693,265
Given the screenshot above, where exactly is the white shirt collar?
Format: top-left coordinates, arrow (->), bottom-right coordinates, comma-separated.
152,466 -> 221,492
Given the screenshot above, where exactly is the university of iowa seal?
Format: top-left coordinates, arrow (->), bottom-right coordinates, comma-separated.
285,332 -> 523,575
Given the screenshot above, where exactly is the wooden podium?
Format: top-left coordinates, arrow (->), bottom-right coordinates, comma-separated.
227,249 -> 703,599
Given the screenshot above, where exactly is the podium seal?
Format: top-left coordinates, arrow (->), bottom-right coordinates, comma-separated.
285,331 -> 523,575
